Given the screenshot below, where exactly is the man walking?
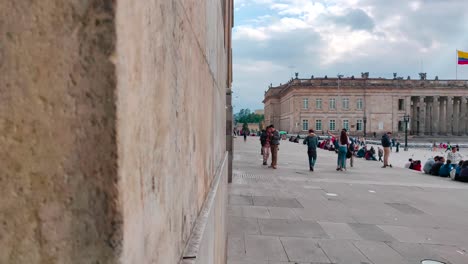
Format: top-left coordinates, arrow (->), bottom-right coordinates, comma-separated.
260,128 -> 270,165
303,129 -> 318,171
269,125 -> 280,169
381,132 -> 392,168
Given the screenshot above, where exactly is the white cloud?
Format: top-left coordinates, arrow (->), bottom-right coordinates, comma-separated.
232,0 -> 468,111
233,26 -> 270,41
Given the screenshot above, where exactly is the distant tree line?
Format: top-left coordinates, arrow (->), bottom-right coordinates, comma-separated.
234,108 -> 264,124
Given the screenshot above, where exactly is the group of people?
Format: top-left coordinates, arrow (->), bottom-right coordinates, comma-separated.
259,125 -> 280,169
258,126 -> 468,184
420,147 -> 468,181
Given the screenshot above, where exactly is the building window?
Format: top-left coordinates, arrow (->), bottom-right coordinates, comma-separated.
329,120 -> 336,131
302,120 -> 309,131
342,98 -> 349,110
356,119 -> 363,131
316,98 -> 322,109
398,120 -> 404,132
329,98 -> 336,110
303,98 -> 309,109
343,120 -> 349,131
316,120 -> 322,131
357,98 -> 363,110
398,99 -> 405,111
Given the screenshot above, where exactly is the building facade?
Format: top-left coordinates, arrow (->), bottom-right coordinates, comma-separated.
264,76 -> 468,136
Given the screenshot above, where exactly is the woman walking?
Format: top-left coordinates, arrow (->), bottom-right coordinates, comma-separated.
329,130 -> 349,171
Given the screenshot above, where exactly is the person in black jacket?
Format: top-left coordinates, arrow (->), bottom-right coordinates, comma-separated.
259,129 -> 269,165
303,129 -> 319,171
381,132 -> 393,168
268,125 -> 280,169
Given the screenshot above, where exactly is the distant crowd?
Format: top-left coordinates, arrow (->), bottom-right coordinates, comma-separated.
255,125 -> 468,183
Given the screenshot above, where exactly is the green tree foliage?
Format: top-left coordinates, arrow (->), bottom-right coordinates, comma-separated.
242,122 -> 250,134
234,108 -> 264,124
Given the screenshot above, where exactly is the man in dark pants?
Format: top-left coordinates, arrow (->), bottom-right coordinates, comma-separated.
269,125 -> 280,169
303,129 -> 318,171
381,132 -> 392,168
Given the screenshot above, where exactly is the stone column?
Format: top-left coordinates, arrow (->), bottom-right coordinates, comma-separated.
461,97 -> 467,135
426,98 -> 431,134
418,97 -> 426,136
439,97 -> 447,135
447,96 -> 454,135
432,96 -> 439,135
411,97 -> 417,134
453,97 -> 460,135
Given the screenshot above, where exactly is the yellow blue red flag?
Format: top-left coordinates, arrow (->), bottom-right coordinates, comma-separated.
458,50 -> 468,65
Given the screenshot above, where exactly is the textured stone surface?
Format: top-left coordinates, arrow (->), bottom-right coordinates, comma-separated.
1,0 -> 232,263
0,1 -> 119,263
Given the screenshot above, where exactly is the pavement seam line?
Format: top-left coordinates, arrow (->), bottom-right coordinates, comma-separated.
278,237 -> 291,262
350,241 -> 376,264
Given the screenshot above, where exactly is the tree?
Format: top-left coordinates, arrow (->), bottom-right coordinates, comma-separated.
235,108 -> 264,124
242,122 -> 250,135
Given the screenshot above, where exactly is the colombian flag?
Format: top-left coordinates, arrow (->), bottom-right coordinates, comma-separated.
458,50 -> 468,65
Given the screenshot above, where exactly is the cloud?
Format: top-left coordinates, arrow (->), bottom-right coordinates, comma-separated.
232,0 -> 468,112
326,8 -> 375,31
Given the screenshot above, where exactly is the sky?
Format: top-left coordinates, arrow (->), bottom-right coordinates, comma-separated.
232,0 -> 468,113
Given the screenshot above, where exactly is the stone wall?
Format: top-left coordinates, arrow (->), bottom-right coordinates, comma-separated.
116,0 -> 229,263
1,0 -> 231,263
0,1 -> 120,263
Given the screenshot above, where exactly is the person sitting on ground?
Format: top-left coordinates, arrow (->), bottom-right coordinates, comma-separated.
455,160 -> 464,178
439,160 -> 454,177
370,146 -> 376,156
445,143 -> 452,152
457,160 -> 468,182
365,147 -> 377,161
447,147 -> 463,165
294,134 -> 300,143
423,156 -> 437,174
430,156 -> 445,176
404,158 -> 413,169
357,146 -> 366,158
411,160 -> 422,171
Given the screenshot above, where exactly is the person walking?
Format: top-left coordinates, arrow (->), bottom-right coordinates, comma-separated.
378,147 -> 383,162
243,130 -> 247,141
348,136 -> 355,168
269,125 -> 280,169
396,140 -> 400,152
303,129 -> 319,171
329,130 -> 349,171
260,128 -> 270,165
381,132 -> 392,168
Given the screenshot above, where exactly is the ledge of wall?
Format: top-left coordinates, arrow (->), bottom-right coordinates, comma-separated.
180,152 -> 228,264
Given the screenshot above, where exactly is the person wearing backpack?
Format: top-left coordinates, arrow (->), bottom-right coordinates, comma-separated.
259,129 -> 270,165
269,125 -> 280,169
303,129 -> 319,171
381,132 -> 393,168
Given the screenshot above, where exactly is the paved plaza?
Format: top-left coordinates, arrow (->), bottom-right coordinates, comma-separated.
228,137 -> 468,264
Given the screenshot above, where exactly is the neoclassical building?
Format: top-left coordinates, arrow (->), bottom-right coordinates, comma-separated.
263,74 -> 468,136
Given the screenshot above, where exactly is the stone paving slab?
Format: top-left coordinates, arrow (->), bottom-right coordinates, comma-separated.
259,219 -> 329,238
318,240 -> 372,264
228,137 -> 468,264
280,237 -> 331,263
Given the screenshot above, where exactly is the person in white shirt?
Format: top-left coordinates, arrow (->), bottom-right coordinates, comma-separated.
404,158 -> 413,169
447,147 -> 463,164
